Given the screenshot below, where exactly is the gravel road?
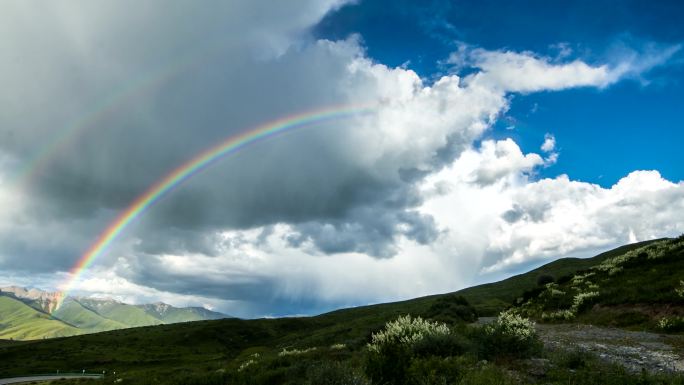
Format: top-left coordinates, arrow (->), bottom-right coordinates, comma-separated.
0,375 -> 102,384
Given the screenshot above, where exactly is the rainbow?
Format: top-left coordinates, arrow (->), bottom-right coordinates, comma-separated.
55,105 -> 373,309
9,41 -> 220,189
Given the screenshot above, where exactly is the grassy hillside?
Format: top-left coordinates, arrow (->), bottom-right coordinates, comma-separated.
138,303 -> 227,323
1,239 -> 682,385
516,236 -> 684,330
456,239 -> 663,315
77,299 -> 164,328
0,296 -> 81,340
52,299 -> 128,332
1,293 -> 230,340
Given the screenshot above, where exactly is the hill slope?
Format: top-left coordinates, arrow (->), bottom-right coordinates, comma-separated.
455,239 -> 663,315
0,296 -> 81,340
0,289 -> 231,340
138,302 -> 227,323
516,236 -> 684,329
52,299 -> 128,332
2,239 -> 680,385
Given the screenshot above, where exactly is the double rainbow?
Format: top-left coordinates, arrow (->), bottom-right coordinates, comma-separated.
55,105 -> 373,309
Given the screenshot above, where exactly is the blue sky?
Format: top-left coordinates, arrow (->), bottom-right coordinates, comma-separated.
315,0 -> 684,186
1,0 -> 683,317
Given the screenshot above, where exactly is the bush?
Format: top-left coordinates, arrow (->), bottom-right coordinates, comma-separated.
657,316 -> 684,333
537,274 -> 555,286
424,295 -> 478,323
367,315 -> 450,354
304,361 -> 369,385
365,315 -> 451,385
476,310 -> 541,360
405,356 -> 465,385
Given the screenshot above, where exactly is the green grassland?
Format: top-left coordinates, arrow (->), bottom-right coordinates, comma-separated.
53,300 -> 128,332
0,295 -> 230,340
0,296 -> 81,340
0,238 -> 682,384
75,299 -> 165,328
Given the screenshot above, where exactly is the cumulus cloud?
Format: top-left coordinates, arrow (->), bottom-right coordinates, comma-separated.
0,1 -> 682,317
418,142 -> 684,278
541,134 -> 556,153
447,44 -> 680,93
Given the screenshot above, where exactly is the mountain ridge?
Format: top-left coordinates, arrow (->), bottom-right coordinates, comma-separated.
0,286 -> 231,340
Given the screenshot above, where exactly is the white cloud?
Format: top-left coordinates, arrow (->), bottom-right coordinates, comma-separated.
452,45 -> 679,93
419,142 -> 684,278
541,133 -> 556,152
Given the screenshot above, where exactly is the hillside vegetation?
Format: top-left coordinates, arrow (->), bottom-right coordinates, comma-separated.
0,291 -> 229,340
0,238 -> 682,385
517,236 -> 684,330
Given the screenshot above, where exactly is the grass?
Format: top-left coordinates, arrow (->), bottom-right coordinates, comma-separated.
1,238 -> 682,384
0,296 -> 81,340
455,239 -> 662,315
516,237 -> 684,330
53,300 -> 128,332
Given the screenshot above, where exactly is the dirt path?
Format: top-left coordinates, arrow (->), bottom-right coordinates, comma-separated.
536,323 -> 684,373
0,374 -> 102,384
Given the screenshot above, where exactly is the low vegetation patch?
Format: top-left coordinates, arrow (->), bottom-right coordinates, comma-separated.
516,236 -> 684,330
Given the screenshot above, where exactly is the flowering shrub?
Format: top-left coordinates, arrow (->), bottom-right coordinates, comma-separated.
278,347 -> 317,356
541,309 -> 574,321
478,310 -> 541,359
657,316 -> 684,332
676,281 -> 684,298
594,239 -> 681,275
238,359 -> 257,372
572,291 -> 600,312
367,315 -> 450,354
237,353 -> 260,372
486,310 -> 536,341
365,315 -> 453,385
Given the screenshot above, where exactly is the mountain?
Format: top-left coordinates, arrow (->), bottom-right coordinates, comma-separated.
0,239 -> 681,385
0,287 -> 231,340
0,296 -> 79,340
75,298 -> 165,328
0,285 -> 62,313
51,298 -> 128,332
138,302 -> 226,323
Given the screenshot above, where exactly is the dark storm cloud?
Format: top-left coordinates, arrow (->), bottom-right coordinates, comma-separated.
3,0 -> 484,279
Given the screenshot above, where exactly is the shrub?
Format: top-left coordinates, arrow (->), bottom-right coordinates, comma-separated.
676,281 -> 684,298
424,295 -> 478,323
657,316 -> 684,333
537,274 -> 555,286
405,356 -> 465,385
367,315 -> 450,354
304,361 -> 369,385
477,309 -> 541,359
571,291 -> 600,313
278,347 -> 317,356
365,315 -> 451,385
411,330 -> 471,358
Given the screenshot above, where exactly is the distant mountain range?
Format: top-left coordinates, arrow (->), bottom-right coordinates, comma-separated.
0,286 -> 230,340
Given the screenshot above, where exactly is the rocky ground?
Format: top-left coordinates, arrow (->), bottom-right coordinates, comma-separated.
536,323 -> 684,373
477,317 -> 684,373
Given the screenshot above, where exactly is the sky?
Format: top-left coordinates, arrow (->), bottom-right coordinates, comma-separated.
0,0 -> 682,318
